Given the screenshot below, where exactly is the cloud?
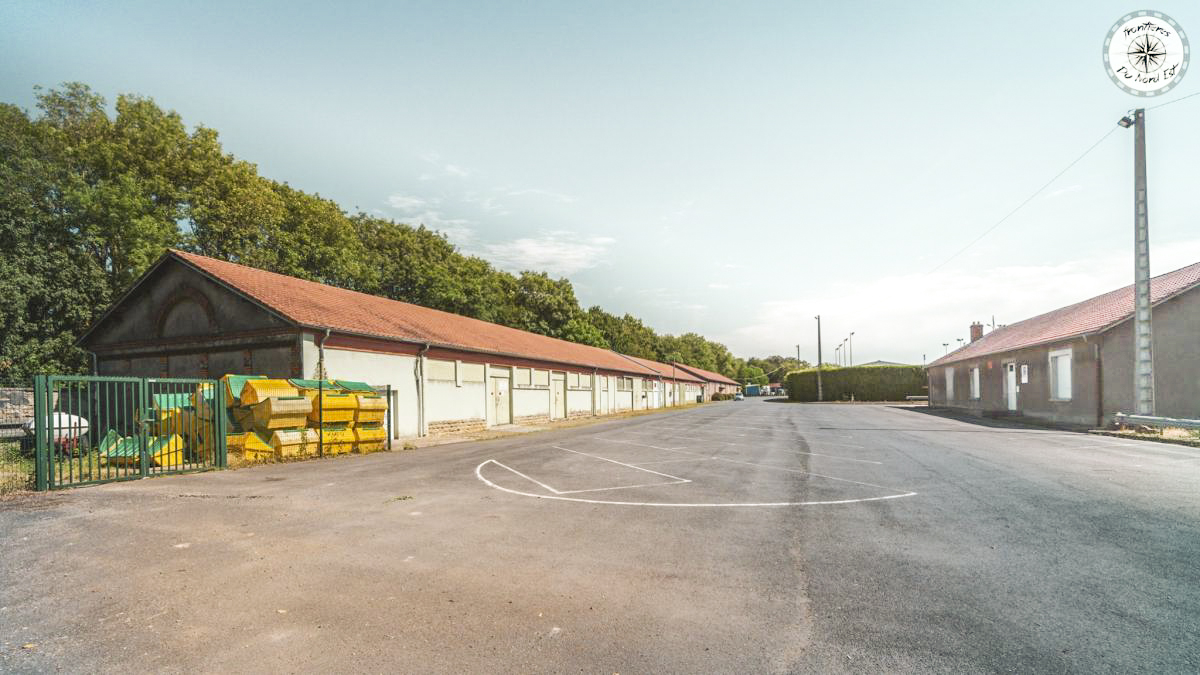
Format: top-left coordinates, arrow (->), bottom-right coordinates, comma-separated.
481,231 -> 614,276
444,164 -> 470,177
729,239 -> 1200,363
386,194 -> 427,211
708,283 -> 730,290
507,188 -> 577,204
1046,184 -> 1083,199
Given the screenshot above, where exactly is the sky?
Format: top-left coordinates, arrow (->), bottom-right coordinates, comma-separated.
2,0 -> 1198,366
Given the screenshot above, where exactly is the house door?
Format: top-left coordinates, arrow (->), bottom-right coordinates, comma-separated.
490,376 -> 511,425
1005,363 -> 1018,411
551,373 -> 566,420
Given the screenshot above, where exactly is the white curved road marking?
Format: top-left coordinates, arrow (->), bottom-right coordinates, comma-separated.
476,460 -> 917,507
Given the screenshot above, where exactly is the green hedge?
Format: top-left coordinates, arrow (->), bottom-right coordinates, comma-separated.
785,365 -> 926,402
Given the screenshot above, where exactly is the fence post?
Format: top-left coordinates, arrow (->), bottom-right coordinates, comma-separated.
387,384 -> 393,451
214,382 -> 227,469
33,375 -> 48,491
138,378 -> 150,478
317,378 -> 324,457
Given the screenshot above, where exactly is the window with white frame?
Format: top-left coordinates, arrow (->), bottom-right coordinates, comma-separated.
1049,348 -> 1072,400
944,367 -> 954,400
970,367 -> 981,400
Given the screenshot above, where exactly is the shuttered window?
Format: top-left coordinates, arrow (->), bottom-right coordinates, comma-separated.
944,367 -> 954,400
1049,349 -> 1072,400
970,367 -> 981,400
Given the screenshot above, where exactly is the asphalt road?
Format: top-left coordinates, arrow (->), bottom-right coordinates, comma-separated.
2,399 -> 1198,673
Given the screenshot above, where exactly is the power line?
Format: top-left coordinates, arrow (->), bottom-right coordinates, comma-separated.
930,90 -> 1199,273
1147,90 -> 1200,110
929,126 -> 1119,273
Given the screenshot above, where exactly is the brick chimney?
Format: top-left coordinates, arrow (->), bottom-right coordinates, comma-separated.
969,321 -> 984,342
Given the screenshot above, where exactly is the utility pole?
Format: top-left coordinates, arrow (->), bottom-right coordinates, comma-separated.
813,316 -> 823,402
849,332 -> 854,367
1123,108 -> 1155,415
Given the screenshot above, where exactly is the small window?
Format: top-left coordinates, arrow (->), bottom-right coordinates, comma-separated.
944,367 -> 955,400
1049,348 -> 1072,400
970,367 -> 980,400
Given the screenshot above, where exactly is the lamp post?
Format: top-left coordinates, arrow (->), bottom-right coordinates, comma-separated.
848,332 -> 855,367
943,342 -> 950,355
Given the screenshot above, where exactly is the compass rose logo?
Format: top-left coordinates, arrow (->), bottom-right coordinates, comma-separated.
1104,10 -> 1189,96
1127,34 -> 1167,73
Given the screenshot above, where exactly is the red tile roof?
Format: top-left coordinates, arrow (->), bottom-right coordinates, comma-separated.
930,260 -> 1200,367
617,355 -> 706,383
169,250 -> 660,376
672,362 -> 741,386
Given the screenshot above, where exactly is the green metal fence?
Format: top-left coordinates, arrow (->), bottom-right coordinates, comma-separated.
33,375 -> 226,490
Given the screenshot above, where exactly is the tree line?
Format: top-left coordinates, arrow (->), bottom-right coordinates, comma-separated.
0,83 -> 808,384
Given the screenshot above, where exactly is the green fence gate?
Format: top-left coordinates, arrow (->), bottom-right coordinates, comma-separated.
33,375 -> 227,490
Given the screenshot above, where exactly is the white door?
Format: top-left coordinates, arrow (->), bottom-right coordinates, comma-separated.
490,376 -> 511,425
1005,363 -> 1018,411
551,373 -> 566,419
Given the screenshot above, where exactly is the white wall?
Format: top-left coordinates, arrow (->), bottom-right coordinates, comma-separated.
513,388 -> 550,418
567,389 -> 592,414
427,358 -> 486,423
426,379 -> 486,423
305,333 -> 691,438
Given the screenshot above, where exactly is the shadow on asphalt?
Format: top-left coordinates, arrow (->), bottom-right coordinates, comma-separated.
889,405 -> 1094,433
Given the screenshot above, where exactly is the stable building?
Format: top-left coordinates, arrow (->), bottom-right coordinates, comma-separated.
78,250 -> 713,440
927,261 -> 1200,426
672,363 -> 742,400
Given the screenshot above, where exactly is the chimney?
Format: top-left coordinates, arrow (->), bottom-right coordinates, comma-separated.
970,321 -> 984,343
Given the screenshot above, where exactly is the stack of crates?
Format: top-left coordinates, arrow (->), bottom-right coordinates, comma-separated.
173,375 -> 390,462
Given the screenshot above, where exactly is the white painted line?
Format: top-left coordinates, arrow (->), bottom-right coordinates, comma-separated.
707,456 -> 907,491
630,457 -> 718,466
489,460 -> 563,494
795,451 -> 881,465
557,480 -> 690,495
476,460 -> 917,507
592,437 -> 689,452
553,445 -> 691,482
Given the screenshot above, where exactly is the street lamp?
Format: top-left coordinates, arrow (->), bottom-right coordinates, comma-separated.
848,332 -> 855,367
943,342 -> 950,355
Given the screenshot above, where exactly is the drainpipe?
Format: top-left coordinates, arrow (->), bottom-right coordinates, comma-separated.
1095,342 -> 1104,428
88,351 -> 98,376
317,328 -> 331,379
416,343 -> 430,437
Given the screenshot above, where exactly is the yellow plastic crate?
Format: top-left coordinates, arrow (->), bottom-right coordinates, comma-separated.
318,427 -> 356,455
353,425 -> 387,453
236,432 -> 276,461
221,374 -> 267,407
306,392 -> 357,426
354,395 -> 387,426
252,396 -> 312,431
270,428 -> 319,457
241,379 -> 300,405
103,433 -> 184,468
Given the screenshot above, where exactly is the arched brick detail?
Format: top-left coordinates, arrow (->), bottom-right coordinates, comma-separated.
157,286 -> 219,339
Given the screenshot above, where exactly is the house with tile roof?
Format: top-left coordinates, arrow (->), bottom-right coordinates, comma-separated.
616,354 -> 707,406
77,250 -> 720,439
927,261 -> 1200,426
671,363 -> 743,400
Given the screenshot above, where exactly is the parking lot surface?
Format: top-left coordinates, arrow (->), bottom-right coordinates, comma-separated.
2,399 -> 1198,673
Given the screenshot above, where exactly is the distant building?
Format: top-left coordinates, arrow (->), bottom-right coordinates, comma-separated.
856,360 -> 913,367
927,261 -> 1200,426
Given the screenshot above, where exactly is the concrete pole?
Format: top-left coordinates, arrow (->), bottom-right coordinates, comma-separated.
813,315 -> 823,402
849,332 -> 854,367
1132,108 -> 1155,415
